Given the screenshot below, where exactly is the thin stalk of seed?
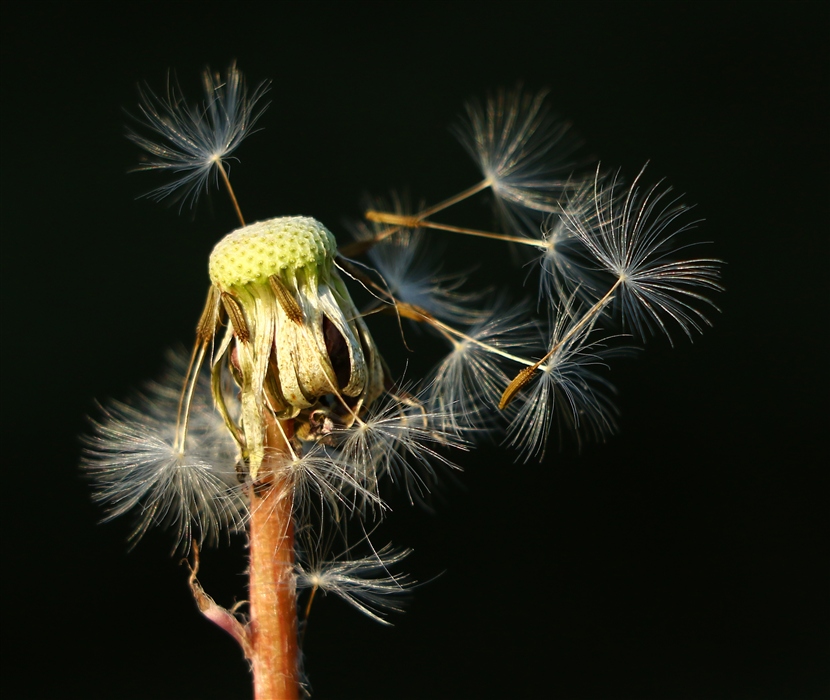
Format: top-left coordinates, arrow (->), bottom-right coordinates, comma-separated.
173,340 -> 208,452
174,287 -> 221,451
408,178 -> 493,220
413,307 -> 536,367
365,210 -> 544,249
499,279 -> 620,409
359,178 -> 494,249
418,219 -> 545,246
217,162 -> 246,227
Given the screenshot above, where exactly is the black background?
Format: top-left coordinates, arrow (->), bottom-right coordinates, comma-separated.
3,2 -> 827,699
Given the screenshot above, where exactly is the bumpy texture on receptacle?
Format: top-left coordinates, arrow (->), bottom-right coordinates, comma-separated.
209,217 -> 338,288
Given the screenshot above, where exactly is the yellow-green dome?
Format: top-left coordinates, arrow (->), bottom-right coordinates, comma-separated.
209,216 -> 337,288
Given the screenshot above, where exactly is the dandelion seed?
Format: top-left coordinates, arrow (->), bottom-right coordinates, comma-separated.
536,181 -> 608,307
296,545 -> 414,624
504,301 -> 619,462
82,352 -> 246,550
334,389 -> 467,504
455,87 -> 581,230
127,62 -> 269,208
351,198 -> 486,325
563,167 -> 723,342
428,303 -> 540,434
283,442 -> 385,520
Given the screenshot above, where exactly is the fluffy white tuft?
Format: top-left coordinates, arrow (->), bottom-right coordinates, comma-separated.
505,301 -> 619,462
354,200 -> 486,324
295,545 -> 413,624
429,303 -> 540,434
333,390 -> 467,506
127,62 -> 269,207
536,181 -> 607,307
82,353 -> 246,550
455,87 -> 581,230
283,443 -> 386,520
562,167 -> 723,343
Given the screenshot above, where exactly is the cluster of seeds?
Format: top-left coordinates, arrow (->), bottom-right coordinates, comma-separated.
208,216 -> 337,288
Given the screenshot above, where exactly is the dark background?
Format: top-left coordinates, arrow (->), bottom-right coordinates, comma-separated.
3,2 -> 827,699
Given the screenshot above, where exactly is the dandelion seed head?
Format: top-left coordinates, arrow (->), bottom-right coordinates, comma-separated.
209,217 -> 337,288
206,215 -> 385,477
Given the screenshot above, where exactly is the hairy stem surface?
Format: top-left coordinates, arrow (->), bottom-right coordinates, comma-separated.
248,417 -> 299,700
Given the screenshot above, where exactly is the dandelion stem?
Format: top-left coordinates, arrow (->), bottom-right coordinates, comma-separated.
217,162 -> 246,227
248,415 -> 299,700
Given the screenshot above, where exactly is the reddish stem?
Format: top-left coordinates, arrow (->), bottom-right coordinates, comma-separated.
248,418 -> 300,700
